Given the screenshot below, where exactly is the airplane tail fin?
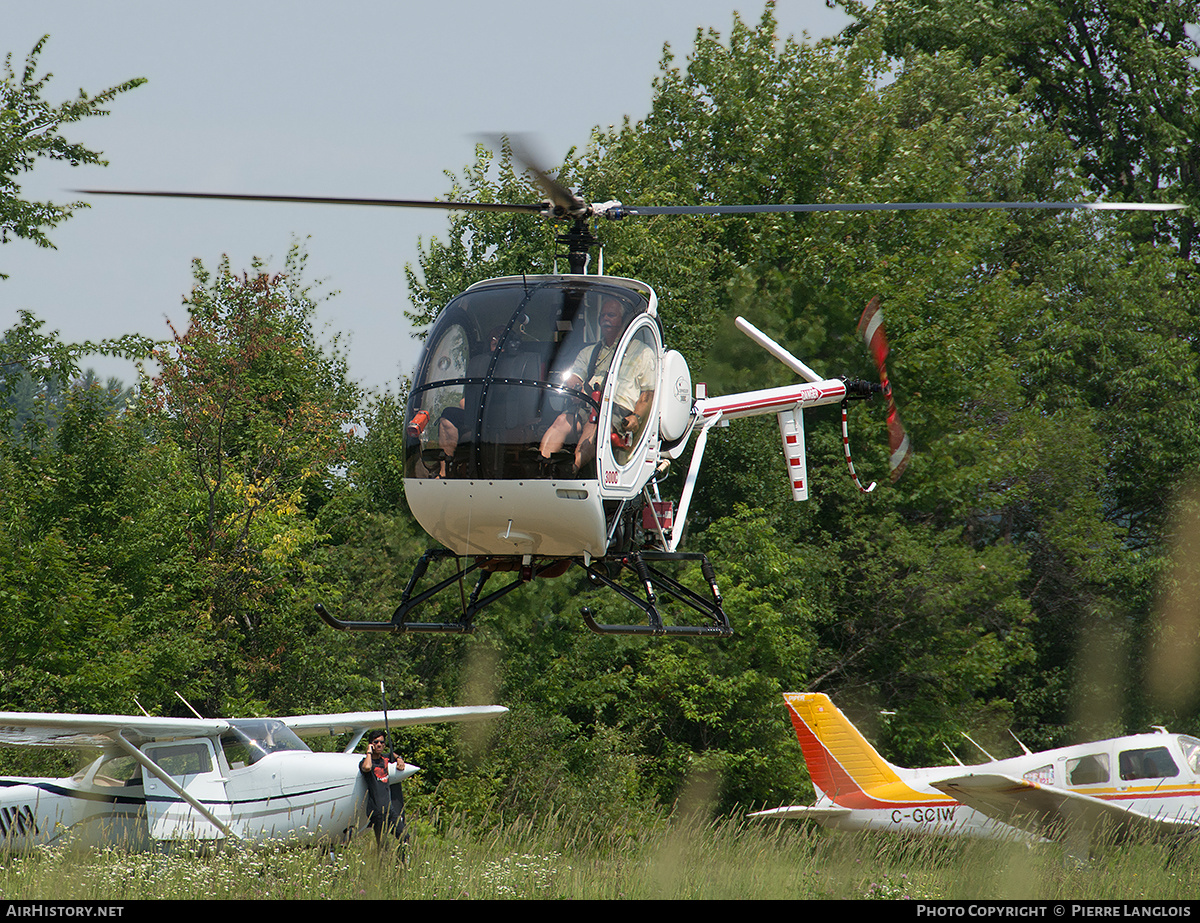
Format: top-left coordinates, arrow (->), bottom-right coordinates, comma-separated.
784,692 -> 908,807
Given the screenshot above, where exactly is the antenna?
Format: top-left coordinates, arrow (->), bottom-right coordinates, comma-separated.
1008,729 -> 1033,755
960,731 -> 997,762
943,743 -> 965,766
175,691 -> 204,720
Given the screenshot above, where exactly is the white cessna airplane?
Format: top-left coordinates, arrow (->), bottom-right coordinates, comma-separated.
0,704 -> 506,850
750,693 -> 1200,855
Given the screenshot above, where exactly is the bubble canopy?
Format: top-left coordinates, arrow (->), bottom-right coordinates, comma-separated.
405,276 -> 655,483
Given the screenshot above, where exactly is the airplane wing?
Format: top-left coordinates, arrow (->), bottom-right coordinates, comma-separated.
278,705 -> 508,739
0,712 -> 230,749
749,805 -> 852,822
931,773 -> 1200,842
0,705 -> 508,748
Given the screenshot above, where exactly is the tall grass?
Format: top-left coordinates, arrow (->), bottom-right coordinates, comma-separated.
0,810 -> 1195,900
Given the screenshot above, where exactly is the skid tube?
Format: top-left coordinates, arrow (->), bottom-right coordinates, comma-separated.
578,550 -> 733,638
316,548 -> 733,638
316,548 -> 537,634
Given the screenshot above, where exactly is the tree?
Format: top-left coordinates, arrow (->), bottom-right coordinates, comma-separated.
2,311 -> 151,443
143,247 -> 361,636
0,350 -> 211,720
1,36 -> 144,276
839,0 -> 1200,259
406,3 -> 1200,789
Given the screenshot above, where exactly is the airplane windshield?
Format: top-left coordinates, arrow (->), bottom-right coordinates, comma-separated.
1180,736 -> 1200,774
223,719 -> 309,768
406,279 -> 650,481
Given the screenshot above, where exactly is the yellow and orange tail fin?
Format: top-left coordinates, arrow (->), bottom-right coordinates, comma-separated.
784,693 -> 905,807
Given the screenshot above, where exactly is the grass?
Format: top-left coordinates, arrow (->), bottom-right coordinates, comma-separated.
0,809 -> 1196,900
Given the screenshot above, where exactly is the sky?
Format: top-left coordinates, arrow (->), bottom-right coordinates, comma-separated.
4,1 -> 853,394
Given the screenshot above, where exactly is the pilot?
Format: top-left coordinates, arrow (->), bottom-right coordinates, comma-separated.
538,297 -> 654,472
359,730 -> 407,847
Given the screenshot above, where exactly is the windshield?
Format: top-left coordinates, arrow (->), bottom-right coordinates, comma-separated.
223,719 -> 309,768
405,279 -> 649,480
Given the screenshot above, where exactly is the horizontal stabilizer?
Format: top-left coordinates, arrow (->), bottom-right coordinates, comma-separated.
749,805 -> 852,822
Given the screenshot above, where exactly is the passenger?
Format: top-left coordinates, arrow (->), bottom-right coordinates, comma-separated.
432,326 -> 504,477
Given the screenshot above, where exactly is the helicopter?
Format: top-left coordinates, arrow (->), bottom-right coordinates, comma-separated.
79,141 -> 1183,639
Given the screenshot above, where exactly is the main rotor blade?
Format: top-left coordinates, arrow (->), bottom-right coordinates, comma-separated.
492,133 -> 586,216
72,189 -> 545,214
74,189 -> 1183,219
625,201 -> 1184,215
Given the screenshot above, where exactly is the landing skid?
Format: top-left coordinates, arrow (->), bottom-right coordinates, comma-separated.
579,552 -> 732,637
315,549 -> 732,638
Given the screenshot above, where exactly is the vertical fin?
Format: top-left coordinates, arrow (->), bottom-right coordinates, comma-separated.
777,408 -> 808,501
783,693 -> 904,806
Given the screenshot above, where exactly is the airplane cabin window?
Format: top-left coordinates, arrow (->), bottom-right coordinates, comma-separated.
221,733 -> 263,770
1022,764 -> 1054,785
1118,746 -> 1179,781
148,742 -> 212,776
1066,753 -> 1110,785
94,755 -> 140,787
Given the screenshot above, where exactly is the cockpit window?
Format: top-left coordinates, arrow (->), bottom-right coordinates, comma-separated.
605,325 -> 659,468
406,280 -> 650,481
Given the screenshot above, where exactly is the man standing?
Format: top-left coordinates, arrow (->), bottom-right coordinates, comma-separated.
360,730 -> 406,848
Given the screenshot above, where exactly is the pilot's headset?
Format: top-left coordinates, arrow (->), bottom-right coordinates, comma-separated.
500,314 -> 530,352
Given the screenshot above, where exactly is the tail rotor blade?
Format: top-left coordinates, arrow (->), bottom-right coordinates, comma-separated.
857,297 -> 912,481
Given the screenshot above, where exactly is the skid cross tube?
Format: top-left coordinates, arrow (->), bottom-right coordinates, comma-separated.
578,551 -> 733,638
316,549 -> 538,634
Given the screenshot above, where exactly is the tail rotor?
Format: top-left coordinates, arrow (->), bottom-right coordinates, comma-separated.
856,296 -> 912,482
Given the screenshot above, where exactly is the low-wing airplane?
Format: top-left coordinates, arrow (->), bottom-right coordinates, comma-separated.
750,693 -> 1200,856
0,704 -> 507,851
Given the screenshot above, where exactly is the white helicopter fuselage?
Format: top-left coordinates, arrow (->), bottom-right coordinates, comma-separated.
403,274 -> 852,561
403,274 -> 668,559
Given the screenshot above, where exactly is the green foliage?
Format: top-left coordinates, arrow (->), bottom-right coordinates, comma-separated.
2,311 -> 153,444
840,0 -> 1200,258
143,246 -> 361,635
0,379 -> 207,716
4,1 -> 1200,831
0,36 -> 145,275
